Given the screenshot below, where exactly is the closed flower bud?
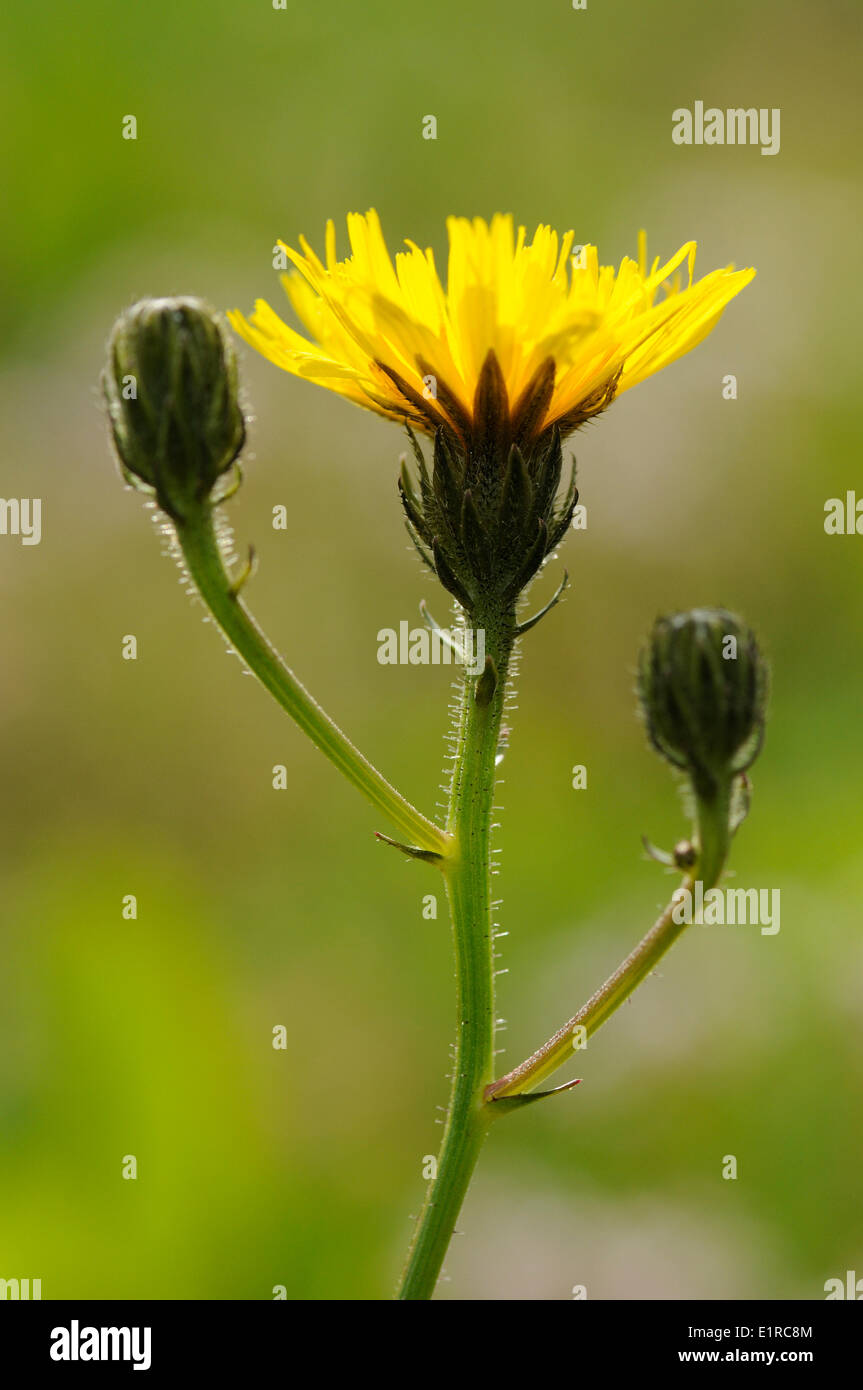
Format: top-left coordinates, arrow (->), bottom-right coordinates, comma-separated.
638,608 -> 767,801
103,297 -> 246,521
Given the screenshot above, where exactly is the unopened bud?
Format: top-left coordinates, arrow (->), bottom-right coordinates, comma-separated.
638,608 -> 767,801
103,297 -> 245,521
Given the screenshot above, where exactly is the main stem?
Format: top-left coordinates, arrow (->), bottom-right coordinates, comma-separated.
397,603 -> 516,1300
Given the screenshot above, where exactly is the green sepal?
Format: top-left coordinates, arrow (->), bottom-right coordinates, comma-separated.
431,538 -> 474,611
498,444 -> 534,544
461,490 -> 492,581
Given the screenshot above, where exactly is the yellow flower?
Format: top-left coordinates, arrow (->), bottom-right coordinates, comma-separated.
228,210 -> 754,443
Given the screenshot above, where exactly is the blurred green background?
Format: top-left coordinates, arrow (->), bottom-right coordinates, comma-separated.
1,0 -> 861,1300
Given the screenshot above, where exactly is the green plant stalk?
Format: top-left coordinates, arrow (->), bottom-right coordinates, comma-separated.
177,501 -> 740,1290
487,774 -> 735,1099
177,504 -> 449,857
397,604 -> 516,1300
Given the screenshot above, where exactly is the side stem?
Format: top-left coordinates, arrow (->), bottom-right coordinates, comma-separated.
397,605 -> 516,1300
176,505 -> 448,857
487,775 -> 735,1100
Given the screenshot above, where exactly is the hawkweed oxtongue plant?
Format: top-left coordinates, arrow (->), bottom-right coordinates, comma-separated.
103,213 -> 765,1301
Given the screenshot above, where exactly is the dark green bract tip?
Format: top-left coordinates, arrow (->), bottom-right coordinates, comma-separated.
397,351 -> 578,619
103,296 -> 246,522
638,607 -> 768,801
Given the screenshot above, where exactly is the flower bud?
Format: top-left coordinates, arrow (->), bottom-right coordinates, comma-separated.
638,608 -> 767,801
103,297 -> 245,521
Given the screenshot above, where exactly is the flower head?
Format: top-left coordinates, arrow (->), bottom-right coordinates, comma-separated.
228,211 -> 754,445
229,214 -> 754,617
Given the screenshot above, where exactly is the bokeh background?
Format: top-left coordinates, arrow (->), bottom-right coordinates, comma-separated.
1,0 -> 861,1300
